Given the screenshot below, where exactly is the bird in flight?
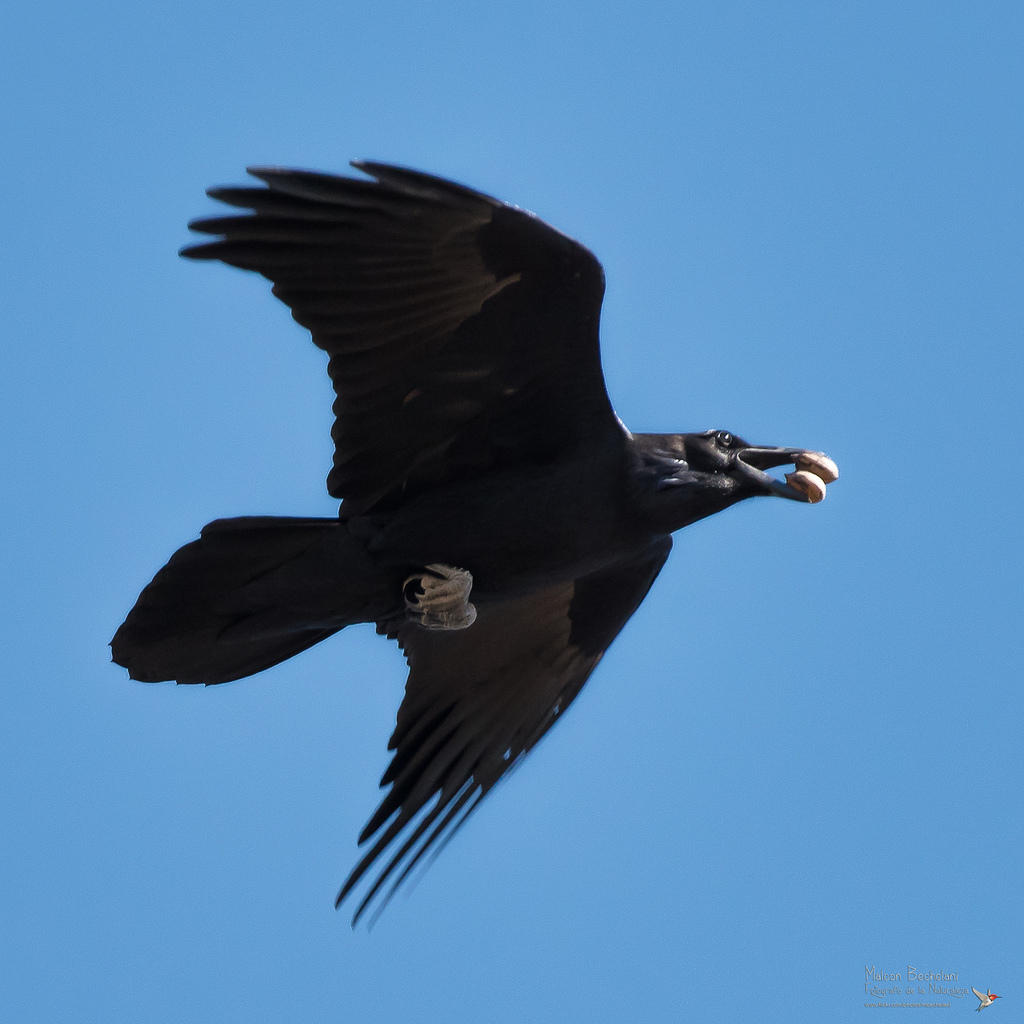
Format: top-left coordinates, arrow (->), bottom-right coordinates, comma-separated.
112,162 -> 839,923
973,988 -> 1000,1011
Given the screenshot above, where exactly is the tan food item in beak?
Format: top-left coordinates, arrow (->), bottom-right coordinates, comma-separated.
786,469 -> 827,503
796,451 -> 839,484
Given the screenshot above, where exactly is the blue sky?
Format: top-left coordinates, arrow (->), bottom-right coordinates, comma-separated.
2,1 -> 1021,1021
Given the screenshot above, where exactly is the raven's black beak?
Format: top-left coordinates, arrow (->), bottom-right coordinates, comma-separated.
736,446 -> 839,502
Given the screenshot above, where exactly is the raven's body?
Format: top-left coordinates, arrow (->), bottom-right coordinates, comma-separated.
361,454 -> 629,590
112,163 -> 837,921
358,441 -> 690,594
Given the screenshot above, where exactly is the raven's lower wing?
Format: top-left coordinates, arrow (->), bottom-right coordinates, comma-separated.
339,538 -> 672,923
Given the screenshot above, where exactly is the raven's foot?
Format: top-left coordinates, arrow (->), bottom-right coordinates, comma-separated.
403,564 -> 477,630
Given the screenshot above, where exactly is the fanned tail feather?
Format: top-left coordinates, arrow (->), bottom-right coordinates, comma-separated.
111,516 -> 396,685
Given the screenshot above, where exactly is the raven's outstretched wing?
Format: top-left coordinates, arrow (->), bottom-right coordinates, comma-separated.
182,163 -> 626,515
338,539 -> 672,923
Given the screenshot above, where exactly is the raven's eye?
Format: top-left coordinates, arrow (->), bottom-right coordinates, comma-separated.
715,431 -> 733,448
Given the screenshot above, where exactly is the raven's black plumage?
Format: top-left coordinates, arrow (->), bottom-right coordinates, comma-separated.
112,163 -> 837,922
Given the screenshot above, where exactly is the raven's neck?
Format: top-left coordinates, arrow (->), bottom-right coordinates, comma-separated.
626,434 -> 747,536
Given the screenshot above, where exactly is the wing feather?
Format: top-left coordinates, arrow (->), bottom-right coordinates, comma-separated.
182,162 -> 624,515
337,540 -> 672,923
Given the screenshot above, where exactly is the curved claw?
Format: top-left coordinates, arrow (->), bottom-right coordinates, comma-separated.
403,564 -> 477,630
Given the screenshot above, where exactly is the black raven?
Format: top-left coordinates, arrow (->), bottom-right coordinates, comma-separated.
112,163 -> 838,923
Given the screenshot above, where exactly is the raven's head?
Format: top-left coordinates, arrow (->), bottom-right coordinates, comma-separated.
681,429 -> 838,502
633,430 -> 839,533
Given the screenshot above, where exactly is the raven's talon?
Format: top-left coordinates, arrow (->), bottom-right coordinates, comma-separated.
403,564 -> 477,630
